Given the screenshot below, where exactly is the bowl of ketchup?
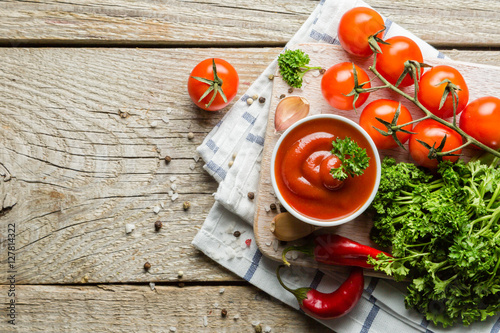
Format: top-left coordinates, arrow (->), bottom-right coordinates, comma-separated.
271,114 -> 381,227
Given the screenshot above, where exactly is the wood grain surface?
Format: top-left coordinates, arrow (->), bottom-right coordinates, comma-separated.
1,0 -> 500,331
0,0 -> 499,47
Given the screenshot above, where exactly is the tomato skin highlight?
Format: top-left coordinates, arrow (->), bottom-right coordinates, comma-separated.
459,96 -> 500,150
187,58 -> 239,111
338,7 -> 385,57
417,65 -> 469,119
321,62 -> 371,111
409,119 -> 463,169
359,99 -> 413,149
375,36 -> 423,87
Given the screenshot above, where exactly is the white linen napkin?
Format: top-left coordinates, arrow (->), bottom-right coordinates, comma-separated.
192,0 -> 500,331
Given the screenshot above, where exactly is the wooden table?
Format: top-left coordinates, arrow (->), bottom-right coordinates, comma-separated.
0,1 -> 499,332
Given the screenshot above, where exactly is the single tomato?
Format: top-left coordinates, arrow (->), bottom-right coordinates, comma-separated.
459,96 -> 500,150
375,36 -> 423,87
338,7 -> 385,57
409,119 -> 463,169
321,62 -> 371,111
417,65 -> 469,119
187,58 -> 239,111
359,99 -> 413,149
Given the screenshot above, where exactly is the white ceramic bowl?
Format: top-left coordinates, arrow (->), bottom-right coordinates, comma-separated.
270,114 -> 381,227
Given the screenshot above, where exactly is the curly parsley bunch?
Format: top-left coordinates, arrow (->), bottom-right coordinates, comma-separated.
368,157 -> 500,328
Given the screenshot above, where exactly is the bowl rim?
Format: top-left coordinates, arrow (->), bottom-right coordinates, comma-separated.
270,113 -> 381,227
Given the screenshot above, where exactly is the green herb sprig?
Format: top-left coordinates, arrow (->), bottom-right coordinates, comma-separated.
277,49 -> 323,88
368,157 -> 500,327
330,137 -> 370,181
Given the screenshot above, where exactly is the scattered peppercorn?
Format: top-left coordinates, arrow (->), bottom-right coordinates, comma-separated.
258,97 -> 266,104
187,132 -> 194,140
119,110 -> 129,118
233,230 -> 241,238
319,68 -> 326,75
288,87 -> 294,94
247,192 -> 255,200
246,97 -> 254,105
178,282 -> 185,288
279,204 -> 287,213
164,155 -> 172,164
183,201 -> 190,210
144,262 -> 151,271
279,94 -> 286,99
154,220 -> 163,232
252,94 -> 259,100
178,270 -> 184,278
255,324 -> 263,333
268,74 -> 274,80
221,309 -> 228,318
270,203 -> 277,211
228,160 -> 234,167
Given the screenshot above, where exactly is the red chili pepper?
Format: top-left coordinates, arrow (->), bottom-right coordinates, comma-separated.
282,234 -> 391,268
276,265 -> 364,320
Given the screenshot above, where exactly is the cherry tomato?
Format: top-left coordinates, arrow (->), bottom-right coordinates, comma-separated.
187,58 -> 239,111
417,65 -> 469,119
409,119 -> 463,169
375,36 -> 423,88
359,99 -> 413,149
321,62 -> 371,111
338,7 -> 385,57
459,96 -> 500,150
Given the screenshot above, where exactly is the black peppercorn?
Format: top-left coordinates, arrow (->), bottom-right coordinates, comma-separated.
164,155 -> 172,164
154,220 -> 162,232
144,262 -> 151,271
247,192 -> 255,200
221,309 -> 228,317
233,230 -> 241,238
258,97 -> 266,104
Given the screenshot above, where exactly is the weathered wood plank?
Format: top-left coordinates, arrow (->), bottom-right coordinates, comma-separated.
0,284 -> 331,332
0,48 -> 499,285
1,0 -> 499,47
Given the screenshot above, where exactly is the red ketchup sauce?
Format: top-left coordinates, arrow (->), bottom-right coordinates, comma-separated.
274,117 -> 377,221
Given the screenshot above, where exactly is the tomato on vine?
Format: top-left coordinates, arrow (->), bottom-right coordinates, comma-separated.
187,58 -> 239,111
409,119 -> 463,169
359,99 -> 413,149
375,36 -> 424,88
338,7 -> 386,57
417,65 -> 469,119
459,96 -> 500,150
321,62 -> 371,111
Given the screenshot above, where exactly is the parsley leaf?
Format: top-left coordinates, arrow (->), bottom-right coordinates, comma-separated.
329,137 -> 370,181
277,49 -> 322,88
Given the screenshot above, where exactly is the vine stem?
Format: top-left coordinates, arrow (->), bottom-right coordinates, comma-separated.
366,54 -> 500,159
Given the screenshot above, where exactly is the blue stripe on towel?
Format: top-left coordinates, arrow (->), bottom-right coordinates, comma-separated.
246,133 -> 265,146
383,19 -> 393,37
242,111 -> 256,125
360,295 -> 380,333
491,317 -> 500,333
243,249 -> 262,282
206,139 -> 219,153
206,160 -> 226,180
365,277 -> 379,295
309,270 -> 324,290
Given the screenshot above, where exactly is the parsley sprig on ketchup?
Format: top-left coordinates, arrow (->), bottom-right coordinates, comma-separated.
274,117 -> 377,221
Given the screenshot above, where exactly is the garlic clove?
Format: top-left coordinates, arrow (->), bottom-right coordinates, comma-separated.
271,212 -> 316,241
274,96 -> 310,132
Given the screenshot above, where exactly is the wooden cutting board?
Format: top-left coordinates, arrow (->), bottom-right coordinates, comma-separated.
253,43 -> 500,278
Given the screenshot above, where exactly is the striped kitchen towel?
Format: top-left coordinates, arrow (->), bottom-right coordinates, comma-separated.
192,0 -> 500,332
